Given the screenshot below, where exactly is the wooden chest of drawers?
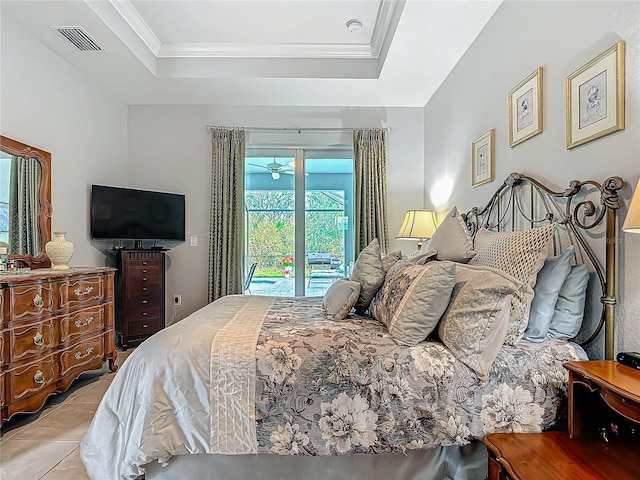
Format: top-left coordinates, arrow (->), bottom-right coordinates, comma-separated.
114,251 -> 165,350
0,267 -> 116,423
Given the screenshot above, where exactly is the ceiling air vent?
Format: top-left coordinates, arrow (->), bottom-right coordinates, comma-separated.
51,26 -> 104,52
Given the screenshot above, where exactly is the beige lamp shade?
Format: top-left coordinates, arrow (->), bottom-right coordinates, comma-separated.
396,210 -> 438,247
622,179 -> 640,233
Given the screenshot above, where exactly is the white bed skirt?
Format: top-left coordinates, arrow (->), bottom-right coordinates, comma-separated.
144,443 -> 488,480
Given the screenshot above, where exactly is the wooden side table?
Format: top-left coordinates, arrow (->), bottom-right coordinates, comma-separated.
565,360 -> 640,439
483,361 -> 640,480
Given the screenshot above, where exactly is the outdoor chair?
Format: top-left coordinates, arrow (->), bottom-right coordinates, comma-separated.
244,262 -> 258,294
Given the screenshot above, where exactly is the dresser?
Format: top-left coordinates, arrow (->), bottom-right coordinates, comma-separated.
483,360 -> 640,479
114,250 -> 165,350
0,267 -> 116,423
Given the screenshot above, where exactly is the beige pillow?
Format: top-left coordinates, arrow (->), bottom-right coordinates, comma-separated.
323,279 -> 361,320
405,249 -> 437,265
469,223 -> 557,345
381,250 -> 403,272
369,260 -> 457,346
350,238 -> 385,313
422,207 -> 475,263
437,264 -> 520,379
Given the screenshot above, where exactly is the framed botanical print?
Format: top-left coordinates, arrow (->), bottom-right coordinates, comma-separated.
472,129 -> 494,187
566,41 -> 625,149
509,67 -> 543,147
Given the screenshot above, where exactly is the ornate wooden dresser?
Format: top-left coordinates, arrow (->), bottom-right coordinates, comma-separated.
0,267 -> 116,423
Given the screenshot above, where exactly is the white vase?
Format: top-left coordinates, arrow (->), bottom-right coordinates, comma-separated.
45,231 -> 74,270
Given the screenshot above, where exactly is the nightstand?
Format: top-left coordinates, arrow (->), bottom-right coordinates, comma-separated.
483,360 -> 640,480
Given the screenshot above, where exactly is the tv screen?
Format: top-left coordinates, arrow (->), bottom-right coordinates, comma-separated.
90,185 -> 185,241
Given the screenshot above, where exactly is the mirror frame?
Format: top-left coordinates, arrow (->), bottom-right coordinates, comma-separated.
0,135 -> 52,268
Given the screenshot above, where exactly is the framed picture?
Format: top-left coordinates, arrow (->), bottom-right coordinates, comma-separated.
472,129 -> 494,187
509,67 -> 543,147
566,41 -> 625,149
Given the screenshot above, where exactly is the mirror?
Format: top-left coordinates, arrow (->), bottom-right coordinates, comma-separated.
0,135 -> 52,268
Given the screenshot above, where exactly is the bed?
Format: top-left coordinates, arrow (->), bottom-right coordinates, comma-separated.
80,173 -> 624,480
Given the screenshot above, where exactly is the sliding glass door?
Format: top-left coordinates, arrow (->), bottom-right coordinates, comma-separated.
244,148 -> 353,296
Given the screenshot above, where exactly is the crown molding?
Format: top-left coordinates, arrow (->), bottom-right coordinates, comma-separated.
106,0 -> 402,60
157,43 -> 375,59
108,0 -> 161,54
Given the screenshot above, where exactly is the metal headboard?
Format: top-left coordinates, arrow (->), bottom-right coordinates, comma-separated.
463,173 -> 624,360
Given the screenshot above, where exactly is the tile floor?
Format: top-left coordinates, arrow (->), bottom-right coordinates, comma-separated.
0,349 -> 133,480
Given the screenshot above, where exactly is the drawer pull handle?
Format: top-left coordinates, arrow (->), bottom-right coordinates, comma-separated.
33,370 -> 45,384
33,295 -> 44,308
74,286 -> 94,297
142,287 -> 147,292
142,324 -> 148,328
142,277 -> 147,281
142,312 -> 148,316
141,300 -> 148,304
142,269 -> 147,273
33,332 -> 45,347
142,262 -> 147,265
75,316 -> 94,328
74,347 -> 95,360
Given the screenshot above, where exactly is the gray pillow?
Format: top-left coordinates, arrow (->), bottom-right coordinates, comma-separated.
369,260 -> 457,346
323,279 -> 361,320
422,207 -> 475,263
469,223 -> 557,345
547,264 -> 589,340
381,250 -> 403,272
350,238 -> 385,313
405,249 -> 438,265
437,264 -> 520,379
523,246 -> 574,342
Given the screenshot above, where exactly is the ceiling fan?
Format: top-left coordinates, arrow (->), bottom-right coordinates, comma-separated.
247,159 -> 294,179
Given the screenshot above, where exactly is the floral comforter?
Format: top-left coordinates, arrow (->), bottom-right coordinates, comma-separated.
81,295 -> 582,479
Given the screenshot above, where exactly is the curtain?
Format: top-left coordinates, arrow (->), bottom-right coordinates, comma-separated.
353,129 -> 389,255
208,128 -> 246,302
8,156 -> 41,255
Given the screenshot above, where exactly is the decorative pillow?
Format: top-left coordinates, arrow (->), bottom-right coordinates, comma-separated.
469,223 -> 557,345
350,238 -> 385,313
405,249 -> 438,265
369,260 -> 456,346
437,264 -> 520,379
422,207 -> 475,263
547,264 -> 590,340
381,250 -> 403,272
523,246 -> 574,342
323,279 -> 361,320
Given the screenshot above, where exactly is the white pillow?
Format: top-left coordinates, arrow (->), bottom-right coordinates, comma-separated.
422,207 -> 475,263
469,223 -> 557,345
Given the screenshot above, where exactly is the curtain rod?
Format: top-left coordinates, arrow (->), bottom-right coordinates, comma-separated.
206,125 -> 391,133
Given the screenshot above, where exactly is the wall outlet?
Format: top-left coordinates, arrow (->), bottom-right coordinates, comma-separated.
173,294 -> 182,306
190,235 -> 197,247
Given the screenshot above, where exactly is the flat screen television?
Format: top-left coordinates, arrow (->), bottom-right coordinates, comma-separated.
90,185 -> 185,241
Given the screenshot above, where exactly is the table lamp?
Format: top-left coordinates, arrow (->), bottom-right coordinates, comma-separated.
396,210 -> 438,249
622,179 -> 640,233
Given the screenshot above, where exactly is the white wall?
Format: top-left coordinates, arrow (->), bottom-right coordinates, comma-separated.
423,1 -> 640,358
127,106 -> 424,320
1,14 -> 128,267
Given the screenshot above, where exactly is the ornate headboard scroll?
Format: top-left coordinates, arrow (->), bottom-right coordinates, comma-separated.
463,173 -> 624,360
